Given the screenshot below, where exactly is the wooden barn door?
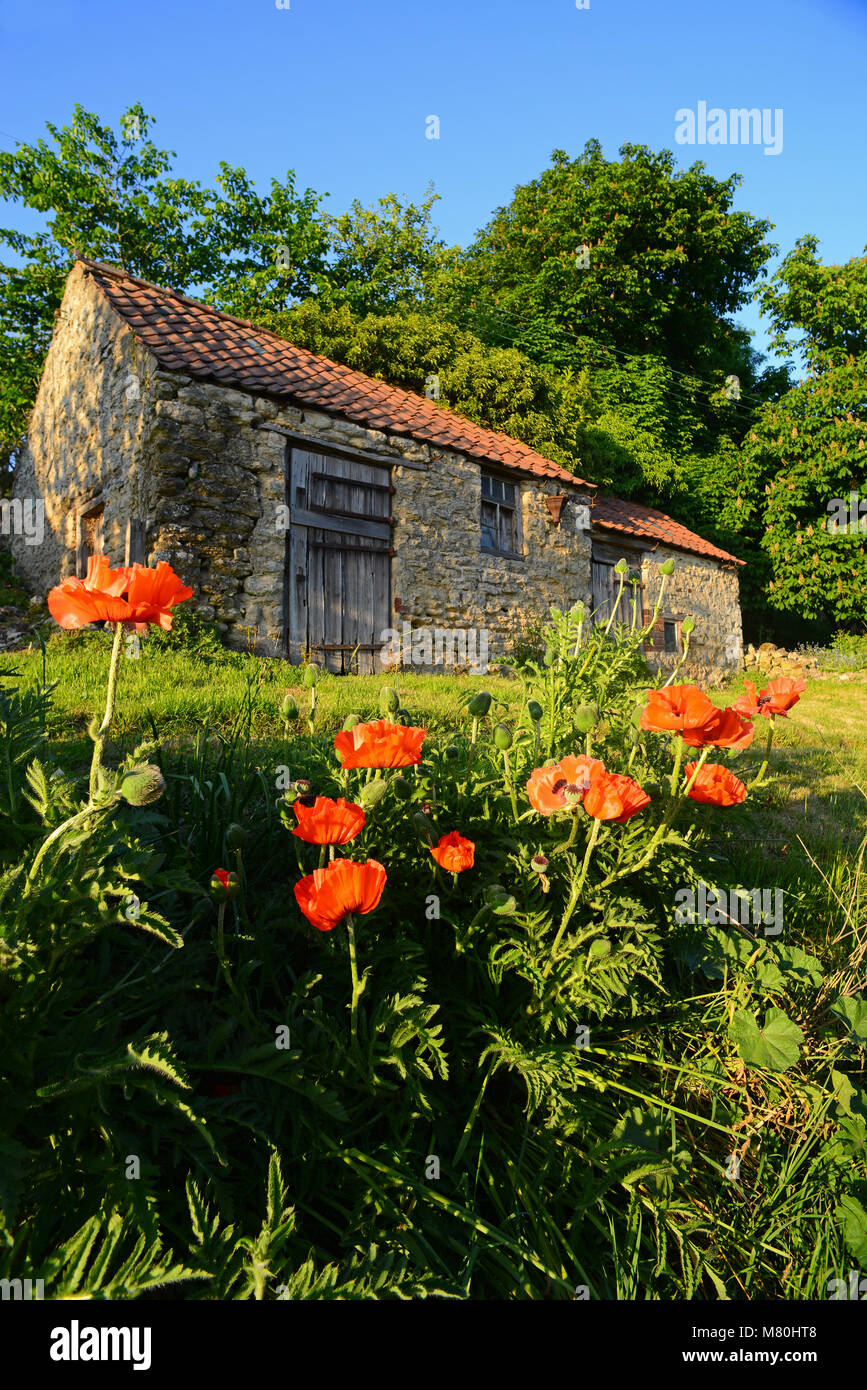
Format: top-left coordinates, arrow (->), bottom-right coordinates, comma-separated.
590,540 -> 644,629
285,446 -> 393,674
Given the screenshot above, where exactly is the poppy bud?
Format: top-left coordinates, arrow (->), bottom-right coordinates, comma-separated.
571,600 -> 585,620
119,764 -> 165,807
294,778 -> 312,795
659,557 -> 676,577
527,700 -> 544,723
614,558 -> 629,575
484,884 -> 517,915
226,822 -> 248,851
392,775 -> 413,799
544,645 -> 556,667
682,616 -> 695,635
396,707 -> 413,723
379,686 -> 400,714
468,691 -> 492,717
280,693 -> 299,720
412,810 -> 434,838
210,869 -> 240,901
574,704 -> 596,733
493,724 -> 513,750
588,937 -> 611,959
444,743 -> 460,760
303,663 -> 321,688
358,777 -> 388,808
88,716 -> 101,741
342,712 -> 362,731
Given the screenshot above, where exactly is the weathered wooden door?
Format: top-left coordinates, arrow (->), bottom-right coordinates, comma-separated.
285,447 -> 393,674
590,542 -> 644,628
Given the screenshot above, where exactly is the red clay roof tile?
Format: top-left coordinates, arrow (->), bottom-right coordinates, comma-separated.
75,258 -> 742,567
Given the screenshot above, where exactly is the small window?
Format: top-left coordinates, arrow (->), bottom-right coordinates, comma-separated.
481,472 -> 519,555
664,620 -> 679,654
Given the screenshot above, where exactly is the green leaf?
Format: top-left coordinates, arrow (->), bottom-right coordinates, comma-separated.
830,994 -> 867,1041
728,1007 -> 804,1072
836,1195 -> 867,1266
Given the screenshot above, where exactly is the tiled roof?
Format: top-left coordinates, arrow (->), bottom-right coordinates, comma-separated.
592,494 -> 744,565
77,258 -> 592,490
74,258 -> 742,567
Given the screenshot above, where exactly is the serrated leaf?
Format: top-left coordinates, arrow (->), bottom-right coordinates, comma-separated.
837,1195 -> 867,1265
831,994 -> 867,1041
728,1007 -> 804,1072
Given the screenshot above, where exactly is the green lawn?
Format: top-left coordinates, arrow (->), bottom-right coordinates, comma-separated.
3,631 -> 866,861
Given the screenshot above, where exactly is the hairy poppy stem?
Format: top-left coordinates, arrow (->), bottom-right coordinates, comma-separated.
753,719 -> 775,787
545,818 -> 601,973
89,622 -> 125,800
346,914 -> 360,1048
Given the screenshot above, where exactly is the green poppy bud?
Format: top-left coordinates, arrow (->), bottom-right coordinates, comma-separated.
681,615 -> 695,635
493,723 -> 513,750
444,743 -> 460,761
468,691 -> 492,717
358,777 -> 388,808
379,685 -> 400,714
544,645 -> 556,667
659,557 -> 676,577
303,662 -> 321,688
570,600 -> 585,620
280,693 -> 299,720
392,774 -> 413,799
574,704 -> 596,733
412,810 -> 434,838
484,884 -> 517,915
527,700 -> 544,723
342,712 -> 362,731
614,558 -> 629,575
588,937 -> 611,959
88,715 -> 101,742
226,822 -> 248,852
119,763 -> 166,807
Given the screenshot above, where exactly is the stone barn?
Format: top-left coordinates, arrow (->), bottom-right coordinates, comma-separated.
9,258 -> 744,677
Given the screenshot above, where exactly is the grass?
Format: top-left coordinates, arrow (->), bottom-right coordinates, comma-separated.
3,628 -> 865,859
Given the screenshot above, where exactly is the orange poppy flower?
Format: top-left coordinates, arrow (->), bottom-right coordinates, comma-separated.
292,796 -> 366,845
641,685 -> 718,735
684,762 -> 747,806
526,754 -> 605,815
47,554 -> 133,628
294,858 -> 387,932
123,561 -> 194,631
47,556 -> 192,631
430,830 -> 475,872
681,705 -> 755,750
733,678 -> 806,720
584,771 -> 651,822
333,719 -> 426,768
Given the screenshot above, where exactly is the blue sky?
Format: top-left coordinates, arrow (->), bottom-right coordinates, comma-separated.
2,0 -> 865,372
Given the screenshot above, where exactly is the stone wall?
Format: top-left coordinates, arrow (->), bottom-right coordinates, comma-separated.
640,545 -> 743,681
9,262 -> 159,593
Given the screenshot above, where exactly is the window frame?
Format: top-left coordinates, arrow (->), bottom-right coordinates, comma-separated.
480,469 -> 523,559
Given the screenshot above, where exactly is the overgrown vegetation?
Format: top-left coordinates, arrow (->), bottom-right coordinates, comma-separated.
1,584 -> 864,1300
